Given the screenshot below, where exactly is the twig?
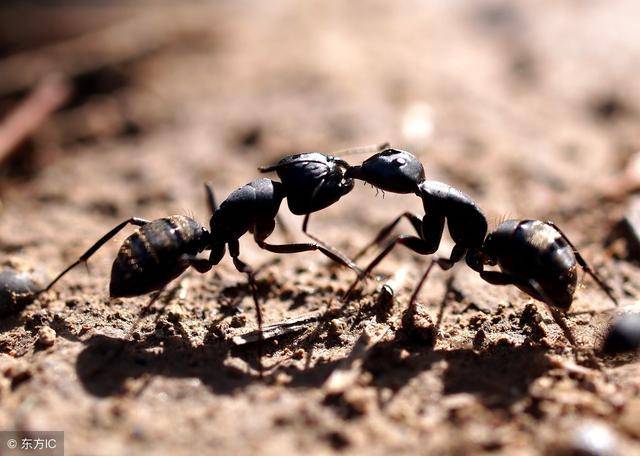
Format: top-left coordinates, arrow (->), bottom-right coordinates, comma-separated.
231,310 -> 325,346
0,76 -> 71,165
0,10 -> 213,96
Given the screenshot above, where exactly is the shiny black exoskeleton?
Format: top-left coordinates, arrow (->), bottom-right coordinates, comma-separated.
465,220 -> 617,312
344,149 -> 617,319
43,214 -> 210,300
259,152 -> 354,215
110,216 -> 209,297
258,151 -> 364,268
0,264 -> 47,317
602,313 -> 640,354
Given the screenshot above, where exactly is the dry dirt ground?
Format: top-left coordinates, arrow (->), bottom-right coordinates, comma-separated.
1,1 -> 640,455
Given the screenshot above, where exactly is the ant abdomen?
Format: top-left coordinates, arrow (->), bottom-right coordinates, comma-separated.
110,216 -> 209,297
485,220 -> 580,310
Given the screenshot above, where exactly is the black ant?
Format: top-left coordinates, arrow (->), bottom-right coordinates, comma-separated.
40,149 -> 373,346
344,148 -> 618,346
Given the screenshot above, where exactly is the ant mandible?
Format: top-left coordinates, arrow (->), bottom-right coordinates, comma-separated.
344,148 -> 618,345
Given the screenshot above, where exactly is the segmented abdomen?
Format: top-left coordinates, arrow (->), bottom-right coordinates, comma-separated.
109,216 -> 206,297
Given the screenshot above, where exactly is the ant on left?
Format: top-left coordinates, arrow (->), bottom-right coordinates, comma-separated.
39,147 -> 377,358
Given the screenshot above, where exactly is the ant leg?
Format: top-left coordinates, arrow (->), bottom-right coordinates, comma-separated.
408,260 -> 437,312
480,271 -> 581,350
204,182 -> 217,215
228,241 -> 262,332
41,217 -> 150,293
547,306 -> 578,348
301,214 -> 361,273
525,278 -> 582,350
407,245 -> 467,311
544,221 -> 618,306
331,142 -> 390,158
256,238 -> 363,275
344,234 -> 439,301
254,217 -> 362,275
128,285 -> 168,337
228,240 -> 264,375
181,256 -> 213,274
353,212 -> 423,261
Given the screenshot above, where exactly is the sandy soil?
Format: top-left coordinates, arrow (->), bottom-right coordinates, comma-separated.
1,1 -> 639,454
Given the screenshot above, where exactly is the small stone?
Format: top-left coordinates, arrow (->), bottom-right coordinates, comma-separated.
275,372 -> 292,385
328,318 -> 347,338
230,314 -> 247,328
343,387 -> 376,415
473,329 -> 486,350
37,326 -> 57,347
520,303 -> 548,342
401,306 -> 435,345
166,303 -> 186,322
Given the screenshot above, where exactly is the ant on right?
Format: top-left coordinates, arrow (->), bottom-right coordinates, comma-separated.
344,148 -> 618,347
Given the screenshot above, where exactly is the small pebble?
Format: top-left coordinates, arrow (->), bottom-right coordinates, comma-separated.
37,326 -> 57,348
230,314 -> 247,328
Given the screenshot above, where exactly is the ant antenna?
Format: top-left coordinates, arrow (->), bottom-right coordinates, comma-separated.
258,143 -> 390,173
331,142 -> 390,157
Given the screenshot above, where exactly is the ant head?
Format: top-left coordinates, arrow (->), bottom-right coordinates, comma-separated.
260,152 -> 354,215
345,148 -> 425,194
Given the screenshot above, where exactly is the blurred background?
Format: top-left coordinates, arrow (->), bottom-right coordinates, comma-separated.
1,1 -> 640,454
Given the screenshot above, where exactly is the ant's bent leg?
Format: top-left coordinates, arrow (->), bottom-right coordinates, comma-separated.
229,240 -> 264,375
524,277 -> 582,350
434,244 -> 467,271
481,271 -> 581,350
407,245 -> 466,311
257,238 -> 363,276
182,255 -> 213,274
544,220 -> 618,306
353,212 -> 423,261
300,214 -> 362,274
408,260 -> 437,312
228,241 -> 262,331
479,271 -> 519,286
42,217 -> 150,293
547,306 -> 578,348
344,235 -> 437,302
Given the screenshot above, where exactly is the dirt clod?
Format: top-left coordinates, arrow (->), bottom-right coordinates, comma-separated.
36,326 -> 56,348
